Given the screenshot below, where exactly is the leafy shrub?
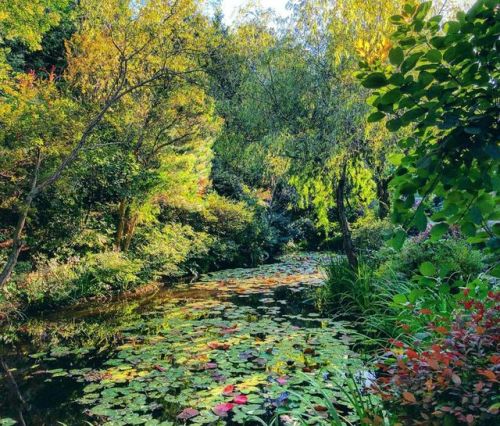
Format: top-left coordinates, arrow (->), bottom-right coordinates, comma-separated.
202,193 -> 275,268
139,223 -> 211,279
352,218 -> 394,258
14,256 -> 79,306
382,236 -> 483,285
74,252 -> 143,296
374,291 -> 500,425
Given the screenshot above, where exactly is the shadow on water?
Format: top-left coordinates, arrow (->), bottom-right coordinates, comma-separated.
0,253 -> 349,425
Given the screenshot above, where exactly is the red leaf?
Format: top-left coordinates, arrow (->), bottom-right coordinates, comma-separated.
154,365 -> 166,372
475,381 -> 484,392
177,408 -> 199,420
213,403 -> 234,417
222,385 -> 235,396
466,414 -> 474,424
427,359 -> 439,370
233,394 -> 248,404
490,355 -> 500,365
478,369 -> 497,381
403,391 -> 416,403
419,308 -> 432,315
406,349 -> 418,359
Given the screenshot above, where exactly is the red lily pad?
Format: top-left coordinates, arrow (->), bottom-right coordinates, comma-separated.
177,408 -> 199,420
222,384 -> 235,395
213,402 -> 234,417
233,394 -> 248,404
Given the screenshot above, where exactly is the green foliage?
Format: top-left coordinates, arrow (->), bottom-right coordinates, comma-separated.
139,223 -> 211,279
352,217 -> 394,257
382,235 -> 484,284
358,0 -> 499,248
74,252 -> 143,294
12,252 -> 143,308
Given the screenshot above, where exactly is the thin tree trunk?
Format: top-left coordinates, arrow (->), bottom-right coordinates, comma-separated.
123,213 -> 138,252
115,199 -> 127,251
0,151 -> 41,288
376,177 -> 390,220
336,163 -> 358,269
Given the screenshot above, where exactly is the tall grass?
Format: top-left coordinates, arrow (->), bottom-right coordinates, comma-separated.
316,256 -> 427,339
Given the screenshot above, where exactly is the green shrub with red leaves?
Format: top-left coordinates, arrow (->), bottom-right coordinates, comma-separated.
373,290 -> 499,425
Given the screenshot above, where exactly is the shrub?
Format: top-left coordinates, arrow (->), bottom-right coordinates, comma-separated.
74,252 -> 143,297
382,236 -> 483,285
317,257 -> 419,337
352,218 -> 394,258
14,256 -> 79,307
139,223 -> 211,279
202,193 -> 274,268
374,291 -> 500,425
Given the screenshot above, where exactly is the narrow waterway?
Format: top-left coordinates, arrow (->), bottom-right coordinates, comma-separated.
0,253 -> 364,425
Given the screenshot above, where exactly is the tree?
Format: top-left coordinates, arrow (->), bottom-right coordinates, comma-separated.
358,0 -> 499,249
0,0 -> 214,287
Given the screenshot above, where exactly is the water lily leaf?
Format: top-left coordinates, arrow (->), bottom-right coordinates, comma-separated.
176,408 -> 199,420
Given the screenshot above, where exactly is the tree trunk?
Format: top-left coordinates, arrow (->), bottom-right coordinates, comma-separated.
336,164 -> 358,269
114,199 -> 127,251
0,152 -> 41,288
376,177 -> 390,220
123,213 -> 138,252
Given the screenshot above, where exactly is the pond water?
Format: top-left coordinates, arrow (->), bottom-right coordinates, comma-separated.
0,253 -> 366,426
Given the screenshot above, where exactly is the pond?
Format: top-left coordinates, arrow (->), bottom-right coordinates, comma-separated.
0,253 -> 368,426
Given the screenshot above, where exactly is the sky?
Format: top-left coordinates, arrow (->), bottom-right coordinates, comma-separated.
221,0 -> 289,24
219,0 -> 475,25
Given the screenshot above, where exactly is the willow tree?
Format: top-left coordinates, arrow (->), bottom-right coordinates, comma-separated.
270,0 -> 407,267
0,0 -> 214,287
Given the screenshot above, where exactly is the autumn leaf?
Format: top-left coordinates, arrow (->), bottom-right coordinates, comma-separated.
478,369 -> 497,381
402,391 -> 416,403
207,341 -> 230,350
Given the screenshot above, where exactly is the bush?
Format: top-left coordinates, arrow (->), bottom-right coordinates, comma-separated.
139,223 -> 211,279
74,252 -> 143,296
14,256 -> 79,307
374,291 -> 500,425
382,236 -> 483,285
352,217 -> 394,258
201,193 -> 275,268
316,257 -> 418,337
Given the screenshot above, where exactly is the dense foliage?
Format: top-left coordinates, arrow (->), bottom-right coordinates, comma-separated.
0,0 -> 498,425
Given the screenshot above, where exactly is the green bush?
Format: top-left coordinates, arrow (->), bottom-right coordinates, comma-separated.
139,223 -> 211,279
382,236 -> 483,284
201,193 -> 275,268
14,256 -> 79,307
351,217 -> 394,258
317,256 -> 421,337
74,252 -> 143,294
